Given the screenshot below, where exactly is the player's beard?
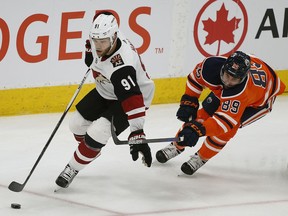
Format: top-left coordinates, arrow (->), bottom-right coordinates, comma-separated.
97,45 -> 112,58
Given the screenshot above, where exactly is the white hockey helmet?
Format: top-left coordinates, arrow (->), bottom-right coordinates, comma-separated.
89,13 -> 118,45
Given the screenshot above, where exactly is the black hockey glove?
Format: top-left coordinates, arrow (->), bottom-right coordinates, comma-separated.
176,94 -> 199,122
128,130 -> 152,167
177,121 -> 206,147
84,39 -> 93,67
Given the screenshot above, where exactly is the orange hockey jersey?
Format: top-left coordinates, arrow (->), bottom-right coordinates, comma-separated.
185,55 -> 286,136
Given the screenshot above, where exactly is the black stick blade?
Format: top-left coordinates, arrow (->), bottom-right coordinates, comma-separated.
8,181 -> 24,192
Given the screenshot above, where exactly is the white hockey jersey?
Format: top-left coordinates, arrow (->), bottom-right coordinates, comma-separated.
90,31 -> 155,131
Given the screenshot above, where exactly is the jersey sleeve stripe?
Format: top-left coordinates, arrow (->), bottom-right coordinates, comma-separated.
186,80 -> 202,95
126,107 -> 146,120
188,74 -> 203,90
121,94 -> 145,113
126,107 -> 146,117
241,99 -> 273,127
259,80 -> 272,107
215,111 -> 238,126
264,62 -> 277,98
214,113 -> 234,130
213,117 -> 228,133
270,77 -> 284,98
127,111 -> 145,120
121,94 -> 146,126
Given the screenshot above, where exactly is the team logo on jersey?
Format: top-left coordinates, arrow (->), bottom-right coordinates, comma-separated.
92,69 -> 110,84
111,54 -> 124,67
206,96 -> 212,104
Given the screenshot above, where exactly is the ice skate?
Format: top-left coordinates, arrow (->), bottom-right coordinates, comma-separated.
181,153 -> 206,175
156,142 -> 184,163
55,164 -> 79,188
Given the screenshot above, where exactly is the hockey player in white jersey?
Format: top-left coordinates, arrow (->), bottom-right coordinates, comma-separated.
55,12 -> 155,189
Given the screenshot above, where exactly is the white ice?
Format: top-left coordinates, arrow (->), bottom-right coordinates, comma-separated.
1,97 -> 288,216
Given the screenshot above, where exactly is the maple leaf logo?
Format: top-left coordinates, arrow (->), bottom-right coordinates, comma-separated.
202,3 -> 241,55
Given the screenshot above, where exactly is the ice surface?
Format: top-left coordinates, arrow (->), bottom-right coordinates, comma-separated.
1,97 -> 288,216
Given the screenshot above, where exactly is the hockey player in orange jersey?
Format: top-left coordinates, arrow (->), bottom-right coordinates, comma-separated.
156,51 -> 286,175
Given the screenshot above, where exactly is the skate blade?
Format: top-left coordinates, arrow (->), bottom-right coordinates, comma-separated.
54,185 -> 63,192
177,173 -> 191,178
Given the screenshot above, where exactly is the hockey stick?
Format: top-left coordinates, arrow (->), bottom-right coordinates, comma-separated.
8,68 -> 91,192
110,117 -> 184,145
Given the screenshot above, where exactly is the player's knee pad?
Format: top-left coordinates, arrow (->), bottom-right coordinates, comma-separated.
86,117 -> 111,148
69,110 -> 92,135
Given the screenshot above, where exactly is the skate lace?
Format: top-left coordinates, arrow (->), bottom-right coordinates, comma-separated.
61,166 -> 78,181
163,144 -> 181,159
187,155 -> 205,170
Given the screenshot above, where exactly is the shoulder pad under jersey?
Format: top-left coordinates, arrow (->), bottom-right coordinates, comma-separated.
202,56 -> 226,86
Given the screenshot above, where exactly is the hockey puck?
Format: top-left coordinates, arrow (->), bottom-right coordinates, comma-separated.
11,203 -> 21,209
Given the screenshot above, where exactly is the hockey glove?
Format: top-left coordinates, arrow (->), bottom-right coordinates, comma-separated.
84,39 -> 93,67
128,130 -> 152,167
176,94 -> 199,122
177,121 -> 206,147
